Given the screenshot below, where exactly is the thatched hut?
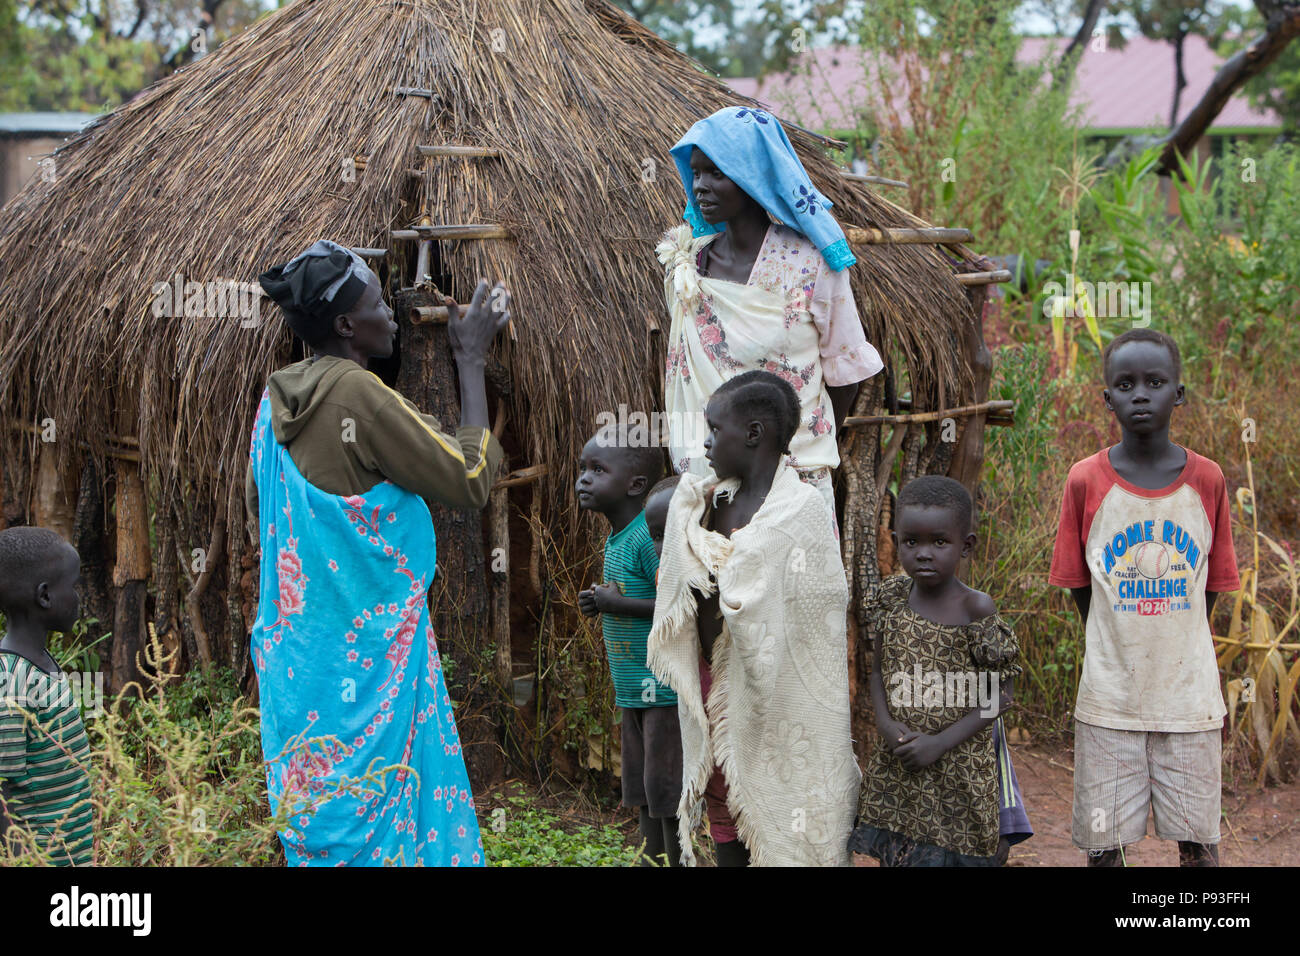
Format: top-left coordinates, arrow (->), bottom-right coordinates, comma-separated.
0,0 -> 1009,786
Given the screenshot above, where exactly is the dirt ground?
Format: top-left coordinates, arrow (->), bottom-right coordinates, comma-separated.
853,741 -> 1300,867
486,742 -> 1300,867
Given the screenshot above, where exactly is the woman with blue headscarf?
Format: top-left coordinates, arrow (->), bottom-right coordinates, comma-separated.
656,106 -> 883,510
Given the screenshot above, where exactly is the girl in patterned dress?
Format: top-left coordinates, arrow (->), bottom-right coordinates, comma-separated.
851,476 -> 1021,866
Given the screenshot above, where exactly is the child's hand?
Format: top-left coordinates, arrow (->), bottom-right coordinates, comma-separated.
577,586 -> 600,618
878,718 -> 915,754
895,732 -> 947,770
589,583 -> 622,614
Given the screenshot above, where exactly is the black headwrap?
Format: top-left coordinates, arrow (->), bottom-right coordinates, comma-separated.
258,239 -> 370,345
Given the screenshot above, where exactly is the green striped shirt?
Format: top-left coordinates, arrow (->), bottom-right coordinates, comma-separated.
0,650 -> 94,865
602,513 -> 675,708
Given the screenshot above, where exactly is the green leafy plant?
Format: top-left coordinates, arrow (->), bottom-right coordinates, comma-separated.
480,783 -> 642,867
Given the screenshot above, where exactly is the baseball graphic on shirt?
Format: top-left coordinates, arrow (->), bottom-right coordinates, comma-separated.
1133,541 -> 1171,579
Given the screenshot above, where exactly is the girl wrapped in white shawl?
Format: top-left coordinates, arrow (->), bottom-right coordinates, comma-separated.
647,450 -> 860,866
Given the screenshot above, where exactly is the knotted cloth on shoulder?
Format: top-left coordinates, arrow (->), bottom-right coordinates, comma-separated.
648,459 -> 860,866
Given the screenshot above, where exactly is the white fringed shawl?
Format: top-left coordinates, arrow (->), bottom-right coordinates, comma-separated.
647,460 -> 860,866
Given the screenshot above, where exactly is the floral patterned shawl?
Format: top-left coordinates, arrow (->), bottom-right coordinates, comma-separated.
656,223 -> 852,476
249,391 -> 483,866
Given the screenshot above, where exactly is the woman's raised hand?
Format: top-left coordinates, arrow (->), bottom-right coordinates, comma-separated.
446,279 -> 511,367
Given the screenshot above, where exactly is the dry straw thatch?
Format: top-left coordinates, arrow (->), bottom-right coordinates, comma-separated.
1,0 -> 975,504
0,0 -> 988,771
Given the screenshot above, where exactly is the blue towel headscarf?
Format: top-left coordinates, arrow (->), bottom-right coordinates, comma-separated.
669,106 -> 856,272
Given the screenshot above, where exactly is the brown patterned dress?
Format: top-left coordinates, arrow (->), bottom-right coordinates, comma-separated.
852,574 -> 1021,863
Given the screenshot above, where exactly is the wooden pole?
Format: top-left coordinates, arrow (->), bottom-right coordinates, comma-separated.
415,215 -> 433,287
410,305 -> 450,325
33,444 -> 77,542
418,145 -> 502,158
183,517 -> 222,673
954,269 -> 1012,286
846,226 -> 973,245
396,286 -> 502,786
392,225 -> 512,241
493,464 -> 549,490
110,458 -> 151,693
843,399 -> 1013,428
488,458 -> 513,722
841,171 -> 909,188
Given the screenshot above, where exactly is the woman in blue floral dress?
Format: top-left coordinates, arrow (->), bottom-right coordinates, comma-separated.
247,240 -> 509,865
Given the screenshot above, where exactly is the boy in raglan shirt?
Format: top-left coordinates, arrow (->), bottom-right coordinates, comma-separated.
1049,329 -> 1239,867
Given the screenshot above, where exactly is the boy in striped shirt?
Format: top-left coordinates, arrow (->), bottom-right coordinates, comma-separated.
0,527 -> 94,865
576,425 -> 682,866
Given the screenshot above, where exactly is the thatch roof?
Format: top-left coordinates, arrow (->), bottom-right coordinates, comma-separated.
0,0 -> 978,536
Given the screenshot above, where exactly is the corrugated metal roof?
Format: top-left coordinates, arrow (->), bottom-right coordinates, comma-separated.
730,34 -> 1280,132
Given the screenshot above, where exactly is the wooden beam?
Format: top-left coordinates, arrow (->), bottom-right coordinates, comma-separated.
953,269 -> 1012,286
841,171 -> 909,188
393,86 -> 435,98
488,457 -> 513,717
353,247 -> 387,259
410,305 -> 451,325
847,226 -> 973,245
493,464 -> 548,490
392,224 -> 511,241
10,420 -> 140,460
843,399 -> 1013,428
418,145 -> 501,158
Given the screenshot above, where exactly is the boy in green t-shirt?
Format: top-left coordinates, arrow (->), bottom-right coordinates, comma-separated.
0,527 -> 94,865
577,425 -> 682,866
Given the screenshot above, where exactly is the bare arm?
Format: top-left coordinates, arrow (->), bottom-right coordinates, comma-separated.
580,585 -> 655,619
933,678 -> 1012,751
895,677 -> 1013,770
828,382 -> 859,433
870,629 -> 911,753
446,280 -> 510,430
1070,586 -> 1091,623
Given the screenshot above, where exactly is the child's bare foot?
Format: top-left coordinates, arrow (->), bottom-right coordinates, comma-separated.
1177,841 -> 1220,867
1087,848 -> 1123,867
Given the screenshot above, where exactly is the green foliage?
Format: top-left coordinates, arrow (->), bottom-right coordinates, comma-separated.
0,0 -> 278,111
973,341 -> 1084,728
827,0 -> 1083,264
0,22 -> 160,111
481,783 -> 640,866
611,0 -> 853,77
1160,142 -> 1300,386
0,633 -> 287,866
88,644 -> 284,866
1231,8 -> 1300,132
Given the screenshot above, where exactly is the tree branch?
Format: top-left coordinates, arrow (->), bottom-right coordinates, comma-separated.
124,0 -> 148,39
1158,4 -> 1300,175
1057,0 -> 1107,84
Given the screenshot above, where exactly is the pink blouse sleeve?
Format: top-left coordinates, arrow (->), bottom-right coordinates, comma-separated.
810,260 -> 884,387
